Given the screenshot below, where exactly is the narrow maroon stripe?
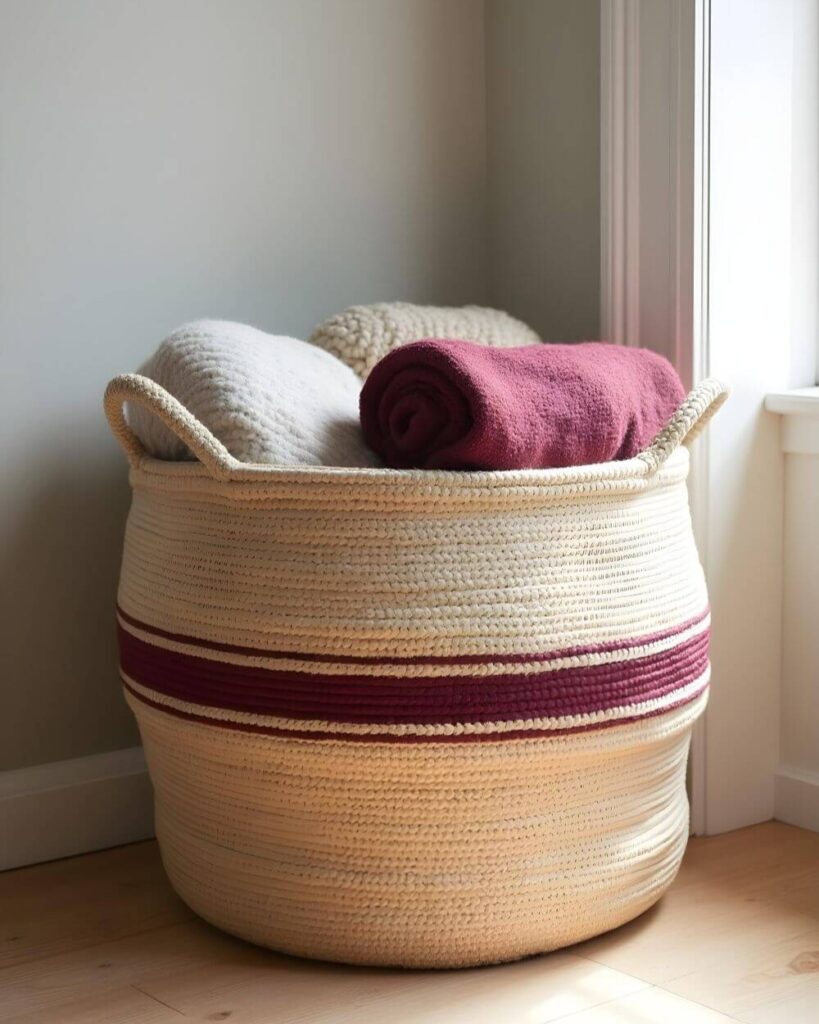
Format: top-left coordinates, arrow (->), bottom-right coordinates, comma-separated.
116,603 -> 710,668
118,623 -> 709,725
122,678 -> 709,743
118,622 -> 708,695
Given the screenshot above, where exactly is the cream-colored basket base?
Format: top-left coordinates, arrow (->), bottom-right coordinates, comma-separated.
130,690 -> 703,969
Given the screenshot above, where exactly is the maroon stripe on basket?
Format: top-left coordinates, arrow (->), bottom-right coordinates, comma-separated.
117,622 -> 709,725
122,677 -> 709,743
116,603 -> 710,667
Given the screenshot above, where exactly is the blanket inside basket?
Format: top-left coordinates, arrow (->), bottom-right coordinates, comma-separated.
309,302 -> 541,378
359,339 -> 686,470
128,320 -> 378,467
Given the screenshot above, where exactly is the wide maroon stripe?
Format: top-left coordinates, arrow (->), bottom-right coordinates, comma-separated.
123,678 -> 709,743
116,603 -> 710,667
118,623 -> 709,725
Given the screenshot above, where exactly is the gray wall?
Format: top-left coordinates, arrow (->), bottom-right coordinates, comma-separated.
486,0 -> 600,340
0,0 -> 488,771
1,0 -> 601,771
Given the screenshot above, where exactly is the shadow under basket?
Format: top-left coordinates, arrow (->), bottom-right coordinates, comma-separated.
104,373 -> 728,969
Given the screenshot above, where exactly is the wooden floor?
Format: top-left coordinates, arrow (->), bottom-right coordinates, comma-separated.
1,823 -> 817,1023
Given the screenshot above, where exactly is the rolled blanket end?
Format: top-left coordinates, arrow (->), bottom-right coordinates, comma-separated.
360,339 -> 687,471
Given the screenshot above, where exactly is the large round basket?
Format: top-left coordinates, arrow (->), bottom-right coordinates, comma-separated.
104,374 -> 727,969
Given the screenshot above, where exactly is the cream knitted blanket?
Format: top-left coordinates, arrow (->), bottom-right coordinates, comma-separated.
309,302 -> 541,378
127,320 -> 378,467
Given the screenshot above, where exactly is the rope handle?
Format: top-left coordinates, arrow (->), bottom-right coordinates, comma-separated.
637,377 -> 730,474
104,374 -> 241,481
105,371 -> 729,481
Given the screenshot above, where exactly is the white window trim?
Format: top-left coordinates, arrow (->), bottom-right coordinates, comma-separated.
601,0 -> 711,832
601,0 -> 819,836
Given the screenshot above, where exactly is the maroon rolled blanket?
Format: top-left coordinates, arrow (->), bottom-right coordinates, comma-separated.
359,339 -> 686,470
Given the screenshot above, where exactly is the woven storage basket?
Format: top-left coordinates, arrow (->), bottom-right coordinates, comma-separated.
105,373 -> 728,969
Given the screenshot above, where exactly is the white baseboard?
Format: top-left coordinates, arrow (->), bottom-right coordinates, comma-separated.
775,765 -> 819,833
0,746 -> 154,871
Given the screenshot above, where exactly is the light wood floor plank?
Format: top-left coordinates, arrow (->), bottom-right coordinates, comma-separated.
2,985 -> 185,1024
0,921 -> 248,1018
0,842 -> 190,970
660,923 -> 819,1022
553,986 -> 740,1022
136,949 -> 648,1024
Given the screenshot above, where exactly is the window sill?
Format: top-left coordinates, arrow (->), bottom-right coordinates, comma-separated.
765,387 -> 819,454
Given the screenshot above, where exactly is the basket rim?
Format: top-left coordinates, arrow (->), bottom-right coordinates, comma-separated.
128,444 -> 689,491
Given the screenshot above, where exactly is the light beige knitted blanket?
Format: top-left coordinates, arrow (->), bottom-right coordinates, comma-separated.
127,320 -> 377,467
309,302 -> 541,378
